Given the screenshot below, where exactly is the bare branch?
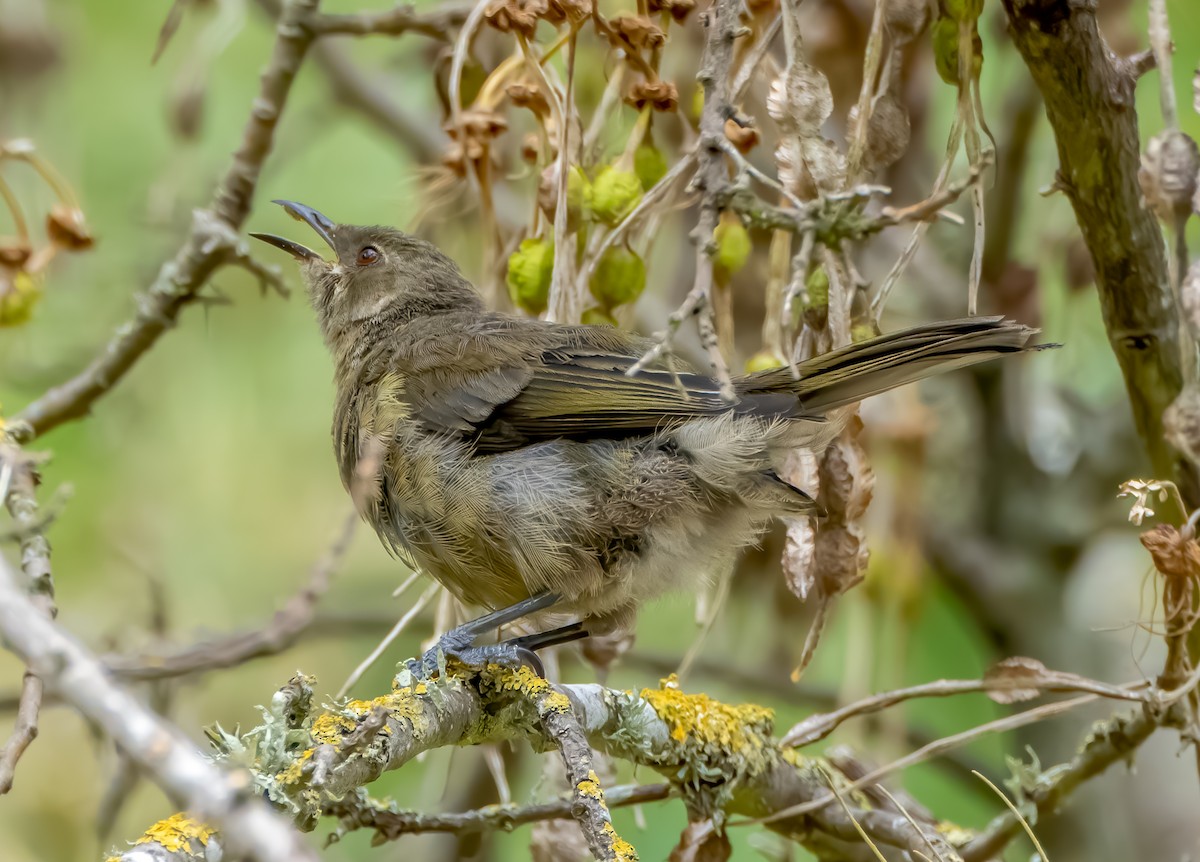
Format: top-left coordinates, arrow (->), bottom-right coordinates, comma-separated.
305,3 -> 470,39
0,553 -> 315,862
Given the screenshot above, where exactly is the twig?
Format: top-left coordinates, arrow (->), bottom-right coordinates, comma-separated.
781,669 -> 1148,747
337,581 -> 440,697
628,0 -> 741,398
960,710 -> 1157,862
333,782 -> 671,841
305,3 -> 469,39
0,553 -> 316,862
105,510 -> 357,681
0,447 -> 56,794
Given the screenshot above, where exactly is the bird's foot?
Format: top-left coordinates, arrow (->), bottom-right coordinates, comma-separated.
405,619 -> 589,680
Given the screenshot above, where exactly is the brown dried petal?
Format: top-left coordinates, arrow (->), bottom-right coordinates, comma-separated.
1138,129 -> 1199,221
507,81 -> 551,116
783,518 -> 817,601
549,0 -> 592,22
610,14 -> 666,51
1140,524 -> 1200,581
0,238 -> 32,268
724,118 -> 759,153
46,205 -> 93,251
626,80 -> 679,112
521,132 -> 542,164
768,64 -> 834,137
441,142 -> 468,176
983,656 -> 1048,704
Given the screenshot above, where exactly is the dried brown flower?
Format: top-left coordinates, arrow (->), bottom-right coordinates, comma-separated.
46,205 -> 93,251
1140,524 -> 1200,581
609,14 -> 666,51
445,108 -> 509,160
626,80 -> 678,112
484,0 -> 546,38
506,81 -> 551,116
723,117 -> 759,153
0,238 -> 32,268
647,0 -> 696,22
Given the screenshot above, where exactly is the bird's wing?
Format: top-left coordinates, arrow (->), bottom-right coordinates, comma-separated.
405,341 -> 807,453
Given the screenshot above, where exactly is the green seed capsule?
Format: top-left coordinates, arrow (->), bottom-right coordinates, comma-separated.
589,245 -> 647,308
581,306 -> 619,327
506,238 -> 554,315
805,266 -> 829,309
713,212 -> 752,281
745,350 -> 785,373
634,143 -> 668,190
941,0 -> 983,23
0,271 -> 43,327
932,16 -> 982,85
591,166 -> 644,226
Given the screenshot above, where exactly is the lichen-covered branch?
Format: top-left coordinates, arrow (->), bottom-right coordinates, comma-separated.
0,445 -> 57,794
1002,0 -> 1199,504
0,554 -> 316,862
114,670 -> 962,862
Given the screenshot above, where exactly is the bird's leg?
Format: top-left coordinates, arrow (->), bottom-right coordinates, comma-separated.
406,592 -> 588,678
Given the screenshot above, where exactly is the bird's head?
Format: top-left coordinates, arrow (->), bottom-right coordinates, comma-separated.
251,200 -> 481,351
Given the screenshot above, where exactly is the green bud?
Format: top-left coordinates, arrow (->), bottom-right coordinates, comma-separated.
745,350 -> 785,373
851,322 -> 879,343
932,16 -> 982,85
581,305 -> 619,327
591,166 -> 644,226
506,238 -> 554,315
0,271 -> 43,327
589,245 -> 647,308
634,142 -> 668,190
805,266 -> 829,309
713,212 -> 752,282
942,0 -> 984,23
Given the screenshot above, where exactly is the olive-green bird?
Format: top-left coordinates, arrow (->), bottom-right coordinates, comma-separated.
252,200 -> 1040,674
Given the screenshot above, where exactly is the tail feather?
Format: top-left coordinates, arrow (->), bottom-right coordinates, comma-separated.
740,316 -> 1043,413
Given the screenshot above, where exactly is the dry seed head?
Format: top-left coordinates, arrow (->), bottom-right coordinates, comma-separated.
0,238 -> 32,268
1140,524 -> 1200,582
1165,383 -> 1200,467
626,80 -> 679,112
46,204 -> 93,251
723,117 -> 759,153
1139,129 -> 1200,222
507,81 -> 551,117
647,0 -> 695,22
609,15 -> 666,51
818,429 -> 875,522
814,522 -> 869,596
484,0 -> 545,38
768,63 -> 834,137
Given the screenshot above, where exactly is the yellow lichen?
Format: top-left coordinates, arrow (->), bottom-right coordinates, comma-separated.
640,675 -> 774,752
603,821 -> 640,861
483,663 -> 572,713
576,769 -> 608,803
310,688 -> 427,747
309,711 -> 356,745
133,813 -> 215,852
276,747 -> 314,786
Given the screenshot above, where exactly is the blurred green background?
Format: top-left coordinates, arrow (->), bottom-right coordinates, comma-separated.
2,0 -> 1199,860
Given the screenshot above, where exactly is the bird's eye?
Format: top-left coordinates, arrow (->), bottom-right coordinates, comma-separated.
356,246 -> 380,266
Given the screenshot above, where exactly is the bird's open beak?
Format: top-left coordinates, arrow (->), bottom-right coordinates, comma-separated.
249,199 -> 338,261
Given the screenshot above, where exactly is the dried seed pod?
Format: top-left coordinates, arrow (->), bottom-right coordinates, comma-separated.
521,132 -> 542,164
780,449 -> 820,600
1165,382 -> 1200,466
609,14 -> 666,51
1139,129 -> 1199,222
46,205 -> 93,251
886,0 -> 933,45
723,117 -> 760,153
445,108 -> 508,160
647,0 -> 695,21
441,141 -> 467,177
847,91 -> 911,172
814,522 -> 868,595
626,80 -> 679,112
804,265 -> 829,310
1140,523 -> 1200,581
817,429 -> 875,522
548,0 -> 593,23
506,237 -> 555,314
589,245 -> 646,307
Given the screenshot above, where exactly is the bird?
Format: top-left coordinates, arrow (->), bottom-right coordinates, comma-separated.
252,200 -> 1041,675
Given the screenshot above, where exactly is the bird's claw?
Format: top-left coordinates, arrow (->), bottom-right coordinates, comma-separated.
405,631 -> 545,680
